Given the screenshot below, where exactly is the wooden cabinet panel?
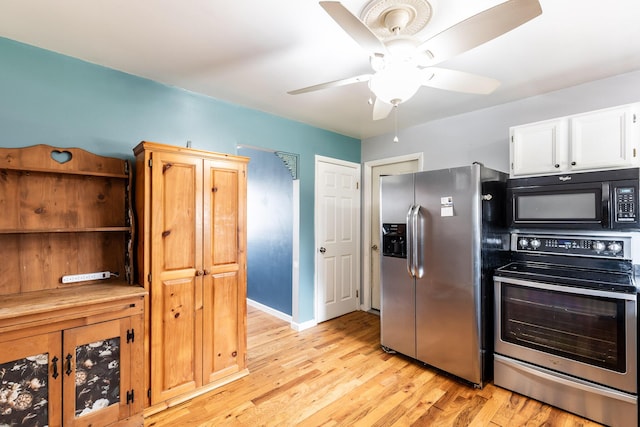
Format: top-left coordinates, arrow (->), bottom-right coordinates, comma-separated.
0,332 -> 62,427
134,141 -> 248,410
152,276 -> 200,401
63,319 -> 132,427
209,165 -> 240,266
203,271 -> 242,382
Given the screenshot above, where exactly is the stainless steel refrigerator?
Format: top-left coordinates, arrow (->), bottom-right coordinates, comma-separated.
380,164 -> 507,387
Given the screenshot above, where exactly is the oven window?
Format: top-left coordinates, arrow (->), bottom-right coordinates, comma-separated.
516,192 -> 597,220
501,284 -> 625,372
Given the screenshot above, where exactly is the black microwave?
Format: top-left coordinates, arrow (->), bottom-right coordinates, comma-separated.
507,168 -> 639,230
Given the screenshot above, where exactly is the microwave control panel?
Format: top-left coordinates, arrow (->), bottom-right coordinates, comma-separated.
615,186 -> 637,223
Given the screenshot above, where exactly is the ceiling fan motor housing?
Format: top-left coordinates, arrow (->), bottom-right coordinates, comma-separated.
361,0 -> 433,39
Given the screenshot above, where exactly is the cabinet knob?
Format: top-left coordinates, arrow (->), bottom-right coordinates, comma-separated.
319,247 -> 326,254
554,164 -> 560,168
571,161 -> 576,166
203,269 -> 210,276
195,270 -> 204,277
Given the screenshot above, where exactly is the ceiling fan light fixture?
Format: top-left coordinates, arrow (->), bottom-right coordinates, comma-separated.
369,63 -> 422,105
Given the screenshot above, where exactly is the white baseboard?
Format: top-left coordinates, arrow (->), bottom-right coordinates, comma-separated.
246,298 -> 317,331
247,298 -> 292,323
291,318 -> 317,331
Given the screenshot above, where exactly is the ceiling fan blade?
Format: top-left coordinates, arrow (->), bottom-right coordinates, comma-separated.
287,74 -> 371,95
320,1 -> 387,56
417,0 -> 542,65
421,67 -> 500,94
373,98 -> 394,121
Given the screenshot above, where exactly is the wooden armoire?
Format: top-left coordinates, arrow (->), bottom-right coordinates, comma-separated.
133,141 -> 249,413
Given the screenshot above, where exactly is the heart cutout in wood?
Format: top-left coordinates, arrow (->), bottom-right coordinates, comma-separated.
51,150 -> 72,164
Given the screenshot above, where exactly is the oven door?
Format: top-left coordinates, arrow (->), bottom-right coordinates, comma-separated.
494,276 -> 637,393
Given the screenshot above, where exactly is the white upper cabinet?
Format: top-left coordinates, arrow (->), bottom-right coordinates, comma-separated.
510,103 -> 639,177
511,118 -> 568,176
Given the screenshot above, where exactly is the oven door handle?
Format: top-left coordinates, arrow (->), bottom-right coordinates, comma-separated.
495,355 -> 638,405
495,277 -> 637,301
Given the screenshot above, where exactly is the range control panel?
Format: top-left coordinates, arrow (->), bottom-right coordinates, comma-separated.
512,233 -> 630,259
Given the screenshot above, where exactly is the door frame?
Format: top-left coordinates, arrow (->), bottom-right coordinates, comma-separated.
314,155 -> 361,322
362,153 -> 423,312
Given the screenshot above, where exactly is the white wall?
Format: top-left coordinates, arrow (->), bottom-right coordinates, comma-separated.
362,70 -> 640,172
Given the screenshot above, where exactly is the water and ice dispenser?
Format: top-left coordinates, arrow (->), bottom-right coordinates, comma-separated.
382,223 -> 406,258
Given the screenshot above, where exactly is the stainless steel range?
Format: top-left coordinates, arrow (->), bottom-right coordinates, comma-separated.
494,232 -> 639,427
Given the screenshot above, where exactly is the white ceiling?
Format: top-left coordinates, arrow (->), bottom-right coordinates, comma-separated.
1,0 -> 639,139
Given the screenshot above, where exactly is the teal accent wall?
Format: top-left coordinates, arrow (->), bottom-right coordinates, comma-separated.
0,36 -> 361,323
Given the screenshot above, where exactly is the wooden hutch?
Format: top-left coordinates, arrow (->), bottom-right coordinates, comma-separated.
0,145 -> 145,427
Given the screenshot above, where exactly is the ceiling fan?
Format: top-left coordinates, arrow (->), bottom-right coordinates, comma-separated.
288,0 -> 542,120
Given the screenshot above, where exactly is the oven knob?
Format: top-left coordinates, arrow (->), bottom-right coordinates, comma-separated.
530,239 -> 541,249
593,241 -> 606,252
608,242 -> 623,253
518,238 -> 529,248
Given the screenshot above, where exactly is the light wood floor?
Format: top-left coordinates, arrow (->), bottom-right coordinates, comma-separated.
145,306 -> 603,426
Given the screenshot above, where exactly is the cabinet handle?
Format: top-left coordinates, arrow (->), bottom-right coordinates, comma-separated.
554,164 -> 560,168
52,356 -> 59,379
65,354 -> 73,376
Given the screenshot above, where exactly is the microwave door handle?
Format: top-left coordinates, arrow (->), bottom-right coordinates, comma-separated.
602,183 -> 610,227
406,205 -> 415,277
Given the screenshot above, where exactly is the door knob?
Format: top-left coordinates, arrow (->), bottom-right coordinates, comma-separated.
371,244 -> 378,250
319,247 -> 326,254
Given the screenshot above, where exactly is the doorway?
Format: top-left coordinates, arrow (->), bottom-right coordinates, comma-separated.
363,154 -> 423,311
237,146 -> 298,323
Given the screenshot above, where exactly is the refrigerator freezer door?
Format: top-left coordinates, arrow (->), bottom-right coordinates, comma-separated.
380,173 -> 416,358
414,165 -> 484,385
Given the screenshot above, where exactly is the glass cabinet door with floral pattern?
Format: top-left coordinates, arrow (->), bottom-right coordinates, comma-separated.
0,332 -> 62,427
63,318 -> 132,427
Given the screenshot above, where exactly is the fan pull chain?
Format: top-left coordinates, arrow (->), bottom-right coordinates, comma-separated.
393,104 -> 399,143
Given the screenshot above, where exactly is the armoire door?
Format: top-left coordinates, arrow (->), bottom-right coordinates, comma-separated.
149,150 -> 204,403
202,159 -> 247,383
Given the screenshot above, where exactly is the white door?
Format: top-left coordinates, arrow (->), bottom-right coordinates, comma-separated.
370,160 -> 419,310
315,156 -> 361,322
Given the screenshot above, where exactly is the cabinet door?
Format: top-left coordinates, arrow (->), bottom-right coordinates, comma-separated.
202,160 -> 247,383
570,105 -> 638,171
63,318 -> 132,427
0,333 -> 62,427
510,119 -> 568,177
149,151 -> 203,403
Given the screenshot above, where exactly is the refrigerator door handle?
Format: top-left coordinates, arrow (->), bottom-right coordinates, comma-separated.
406,204 -> 416,277
413,205 -> 424,279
